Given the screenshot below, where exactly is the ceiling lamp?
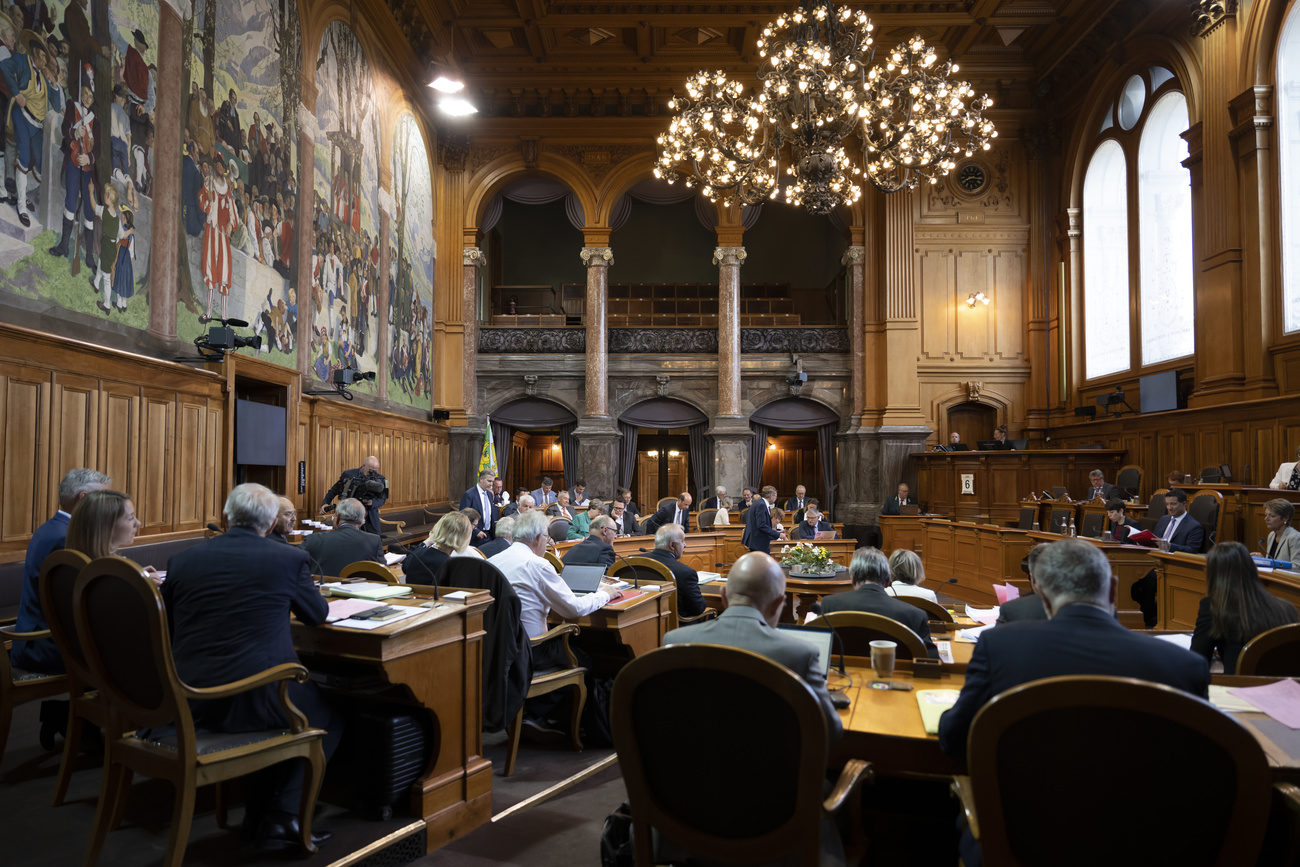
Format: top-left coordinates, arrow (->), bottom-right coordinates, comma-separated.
966,291 -> 990,308
654,1 -> 996,213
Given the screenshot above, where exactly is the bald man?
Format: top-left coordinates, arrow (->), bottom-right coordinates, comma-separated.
269,497 -> 298,543
322,454 -> 389,536
663,551 -> 841,740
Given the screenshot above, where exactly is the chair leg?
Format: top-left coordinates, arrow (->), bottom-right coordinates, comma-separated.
51,706 -> 86,807
568,680 -> 587,753
81,759 -> 122,867
503,709 -> 523,777
108,768 -> 133,830
162,777 -> 197,867
297,749 -> 325,855
0,697 -> 12,763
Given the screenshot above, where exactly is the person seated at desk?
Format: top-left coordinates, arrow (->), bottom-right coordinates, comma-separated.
995,543 -> 1050,624
570,480 -> 589,508
642,524 -> 705,618
563,515 -> 618,567
547,490 -> 574,520
643,491 -> 692,535
785,485 -> 808,513
881,482 -> 913,516
480,515 -> 515,558
1131,488 -> 1206,628
886,549 -> 936,602
163,483 -> 342,851
702,485 -> 727,510
616,487 -> 642,527
270,497 -> 297,544
790,504 -> 835,540
938,539 -> 1209,763
1166,470 -> 1187,488
740,487 -> 756,510
502,492 -> 534,519
530,476 -> 558,507
1191,542 -> 1299,674
1082,469 -> 1122,502
664,551 -> 841,741
1258,498 -> 1300,563
950,431 -> 962,447
406,512 -> 474,578
1269,444 -> 1300,490
568,498 -> 604,540
991,424 -> 1014,450
610,499 -> 639,537
820,547 -> 940,659
301,497 -> 384,577
1105,499 -> 1139,543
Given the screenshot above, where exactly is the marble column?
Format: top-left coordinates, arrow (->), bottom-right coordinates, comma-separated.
842,246 -> 865,419
462,247 -> 485,418
145,0 -> 184,346
580,246 -> 613,417
709,246 -> 752,499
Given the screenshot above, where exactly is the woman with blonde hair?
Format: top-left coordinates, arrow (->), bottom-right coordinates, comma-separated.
1255,498 -> 1300,564
886,548 -> 937,602
713,496 -> 732,526
409,511 -> 474,575
66,488 -> 159,581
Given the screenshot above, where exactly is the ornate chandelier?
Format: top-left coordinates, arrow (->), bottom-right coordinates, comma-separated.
654,1 -> 997,214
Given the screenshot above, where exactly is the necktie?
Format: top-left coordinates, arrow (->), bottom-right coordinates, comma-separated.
481,489 -> 491,530
1164,516 -> 1179,542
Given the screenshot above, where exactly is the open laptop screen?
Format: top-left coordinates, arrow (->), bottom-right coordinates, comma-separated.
776,624 -> 835,676
560,564 -> 607,594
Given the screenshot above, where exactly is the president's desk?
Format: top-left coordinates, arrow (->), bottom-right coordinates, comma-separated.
912,449 -> 1127,527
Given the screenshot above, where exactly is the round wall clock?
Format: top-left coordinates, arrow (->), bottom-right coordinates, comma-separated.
957,162 -> 988,194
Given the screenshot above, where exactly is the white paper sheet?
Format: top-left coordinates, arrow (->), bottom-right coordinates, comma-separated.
332,606 -> 424,630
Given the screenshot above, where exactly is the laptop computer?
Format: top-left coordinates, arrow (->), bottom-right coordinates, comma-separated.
560,563 -> 608,595
776,624 -> 835,676
949,443 -> 970,451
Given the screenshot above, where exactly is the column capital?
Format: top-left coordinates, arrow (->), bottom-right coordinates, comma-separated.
580,246 -> 614,267
463,246 -> 486,267
1191,0 -> 1236,38
1066,207 -> 1082,239
841,246 -> 865,266
713,246 -> 746,266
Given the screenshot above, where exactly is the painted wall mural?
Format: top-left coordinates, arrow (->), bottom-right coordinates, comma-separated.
387,112 -> 433,409
0,0 -> 158,328
180,0 -> 300,366
308,20 -> 381,394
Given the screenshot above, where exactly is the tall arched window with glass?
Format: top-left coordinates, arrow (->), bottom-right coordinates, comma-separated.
1277,8 -> 1300,334
1080,67 -> 1192,380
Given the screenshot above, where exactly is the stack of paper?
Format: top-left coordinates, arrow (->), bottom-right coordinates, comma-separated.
964,605 -> 1000,626
326,598 -> 384,622
322,582 -> 413,600
385,552 -> 407,566
1228,680 -> 1300,728
955,624 -> 993,643
697,572 -> 723,584
916,690 -> 961,734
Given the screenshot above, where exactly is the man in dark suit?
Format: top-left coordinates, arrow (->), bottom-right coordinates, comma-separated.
701,485 -> 726,511
742,486 -> 784,554
939,539 -> 1209,762
1132,488 -> 1206,626
11,468 -> 111,674
610,499 -> 639,536
321,455 -> 388,537
785,485 -> 808,513
163,483 -> 342,851
790,503 -> 836,540
820,547 -> 940,659
664,552 -> 840,740
458,470 -> 499,545
562,516 -> 617,567
269,496 -> 298,544
642,524 -> 705,618
995,543 -> 1049,625
617,487 -> 642,527
480,515 -> 514,558
301,498 -> 385,576
491,478 -> 507,509
642,491 -> 692,535
1081,469 -> 1122,502
880,482 -> 913,516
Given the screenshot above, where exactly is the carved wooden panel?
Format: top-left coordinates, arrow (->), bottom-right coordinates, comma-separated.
51,374 -> 99,498
100,383 -> 140,505
916,233 -> 1028,364
139,391 -> 176,532
1,368 -> 49,542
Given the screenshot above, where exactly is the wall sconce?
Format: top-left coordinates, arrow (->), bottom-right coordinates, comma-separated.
668,450 -> 680,457
551,444 -> 560,451
768,442 -> 778,451
965,292 -> 990,309
648,450 -> 659,457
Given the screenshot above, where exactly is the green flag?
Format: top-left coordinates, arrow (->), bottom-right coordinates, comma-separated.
478,416 -> 498,476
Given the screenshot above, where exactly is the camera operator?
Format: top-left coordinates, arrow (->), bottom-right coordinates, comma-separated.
321,455 -> 388,537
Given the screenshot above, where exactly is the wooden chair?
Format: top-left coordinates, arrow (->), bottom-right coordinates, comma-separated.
1189,489 -> 1225,549
953,675 -> 1274,865
821,611 -> 927,659
656,496 -> 676,512
548,516 -> 572,543
37,549 -> 98,807
75,556 -> 327,867
612,645 -> 873,867
339,560 -> 402,585
894,595 -> 955,624
1198,465 -> 1224,483
1050,486 -> 1069,499
1080,510 -> 1106,539
544,550 -> 565,572
0,608 -> 69,764
1140,488 -> 1171,532
697,508 -> 718,530
377,514 -> 408,537
626,556 -> 717,628
1236,623 -> 1300,675
504,623 -> 587,777
1047,505 -> 1075,534
1116,464 -> 1143,499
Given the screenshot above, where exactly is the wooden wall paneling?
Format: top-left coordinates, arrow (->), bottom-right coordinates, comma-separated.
207,398 -> 223,522
1,366 -> 51,542
138,390 -> 176,532
993,249 -> 1026,360
49,373 -> 100,503
919,249 -> 952,360
956,250 -> 986,359
99,382 -> 140,510
175,396 -> 208,529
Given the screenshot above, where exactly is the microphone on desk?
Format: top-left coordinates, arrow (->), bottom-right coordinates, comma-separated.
806,606 -> 849,679
613,550 -> 641,589
206,522 -> 223,534
389,542 -> 440,601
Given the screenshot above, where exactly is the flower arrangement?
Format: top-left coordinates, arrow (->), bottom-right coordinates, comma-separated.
779,542 -> 838,574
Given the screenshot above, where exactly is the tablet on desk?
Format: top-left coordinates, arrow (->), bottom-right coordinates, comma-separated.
777,624 -> 835,677
560,563 -> 608,595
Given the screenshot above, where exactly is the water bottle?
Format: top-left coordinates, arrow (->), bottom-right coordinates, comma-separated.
1069,516 -> 1077,538
1032,519 -> 1040,532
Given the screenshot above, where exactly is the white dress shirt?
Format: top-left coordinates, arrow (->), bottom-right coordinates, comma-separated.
488,541 -> 608,637
1270,461 -> 1300,490
886,581 -> 938,603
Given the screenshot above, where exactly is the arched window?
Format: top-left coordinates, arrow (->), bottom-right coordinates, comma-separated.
1079,68 -> 1193,380
1277,8 -> 1300,334
1083,140 -> 1129,379
1138,92 -> 1193,364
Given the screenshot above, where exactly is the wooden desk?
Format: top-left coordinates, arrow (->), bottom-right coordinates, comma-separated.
834,666 -> 965,777
879,515 -> 926,555
553,532 -> 725,574
913,449 -> 1126,527
1153,552 -> 1300,631
920,520 -> 1035,606
293,591 -> 493,853
554,586 -> 675,660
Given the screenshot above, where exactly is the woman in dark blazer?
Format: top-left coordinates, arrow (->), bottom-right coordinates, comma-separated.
1191,542 -> 1299,673
1257,498 -> 1300,564
1105,499 -> 1139,542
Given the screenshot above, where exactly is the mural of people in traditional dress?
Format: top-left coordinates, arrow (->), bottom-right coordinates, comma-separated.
179,0 -> 300,364
309,20 -> 380,392
0,0 -> 157,327
387,112 -> 433,409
